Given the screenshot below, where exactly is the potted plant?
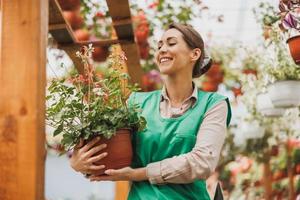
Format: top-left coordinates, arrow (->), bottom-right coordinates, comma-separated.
256,92 -> 285,117
46,45 -> 146,174
266,28 -> 300,108
279,0 -> 300,64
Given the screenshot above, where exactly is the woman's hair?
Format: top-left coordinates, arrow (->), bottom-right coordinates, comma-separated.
167,23 -> 212,78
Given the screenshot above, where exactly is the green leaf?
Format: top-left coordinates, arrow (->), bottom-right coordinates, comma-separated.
53,123 -> 63,136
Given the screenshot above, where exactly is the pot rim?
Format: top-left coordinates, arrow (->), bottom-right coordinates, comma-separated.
286,34 -> 300,43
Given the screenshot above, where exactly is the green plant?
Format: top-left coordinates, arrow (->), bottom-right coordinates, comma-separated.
253,2 -> 280,28
46,45 -> 146,151
265,27 -> 300,81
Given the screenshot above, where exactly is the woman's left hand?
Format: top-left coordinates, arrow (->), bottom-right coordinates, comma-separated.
88,167 -> 147,182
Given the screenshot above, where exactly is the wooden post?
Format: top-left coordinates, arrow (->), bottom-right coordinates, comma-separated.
286,141 -> 295,200
0,0 -> 48,199
262,161 -> 272,200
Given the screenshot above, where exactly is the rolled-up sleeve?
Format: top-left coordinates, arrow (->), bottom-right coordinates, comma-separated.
146,101 -> 228,184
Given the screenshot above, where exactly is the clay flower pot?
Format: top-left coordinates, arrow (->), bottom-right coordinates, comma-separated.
201,80 -> 219,92
287,35 -> 300,65
138,42 -> 150,59
206,63 -> 224,84
242,69 -> 257,76
92,47 -> 109,62
74,29 -> 90,41
58,0 -> 80,11
93,128 -> 133,175
63,10 -> 83,30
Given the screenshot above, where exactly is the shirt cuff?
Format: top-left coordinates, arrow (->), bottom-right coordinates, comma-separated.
146,162 -> 165,184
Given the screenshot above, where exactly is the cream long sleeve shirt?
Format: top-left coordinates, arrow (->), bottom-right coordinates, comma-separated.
145,85 -> 228,184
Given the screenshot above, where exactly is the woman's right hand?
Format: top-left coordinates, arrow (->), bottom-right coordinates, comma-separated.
69,137 -> 108,175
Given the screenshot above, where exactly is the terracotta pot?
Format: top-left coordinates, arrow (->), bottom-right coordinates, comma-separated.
206,63 -> 224,84
295,164 -> 300,174
74,29 -> 90,41
135,24 -> 149,44
201,80 -> 218,92
63,10 -> 83,30
58,0 -> 80,11
93,129 -> 133,175
232,86 -> 242,97
92,47 -> 109,62
242,69 -> 257,76
263,26 -> 272,40
138,42 -> 150,59
142,74 -> 156,91
287,35 -> 300,65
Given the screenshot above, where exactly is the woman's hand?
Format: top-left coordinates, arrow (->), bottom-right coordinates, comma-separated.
88,167 -> 148,182
69,137 -> 108,174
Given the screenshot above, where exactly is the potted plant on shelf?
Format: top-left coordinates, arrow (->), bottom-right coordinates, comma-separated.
279,0 -> 300,64
46,45 -> 146,174
266,27 -> 300,108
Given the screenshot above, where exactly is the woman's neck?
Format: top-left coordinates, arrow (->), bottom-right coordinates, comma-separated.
164,75 -> 193,108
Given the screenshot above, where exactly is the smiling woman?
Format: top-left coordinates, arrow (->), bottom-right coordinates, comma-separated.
69,23 -> 231,200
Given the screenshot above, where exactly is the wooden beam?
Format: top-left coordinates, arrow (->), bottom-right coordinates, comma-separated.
49,0 -> 75,43
0,0 -> 48,199
106,0 -> 144,87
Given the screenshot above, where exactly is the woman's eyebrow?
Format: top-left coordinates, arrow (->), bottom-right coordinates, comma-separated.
158,37 -> 178,44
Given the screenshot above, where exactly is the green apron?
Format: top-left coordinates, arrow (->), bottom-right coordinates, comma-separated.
127,90 -> 231,200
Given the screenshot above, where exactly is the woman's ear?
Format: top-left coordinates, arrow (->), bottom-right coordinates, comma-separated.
190,48 -> 201,62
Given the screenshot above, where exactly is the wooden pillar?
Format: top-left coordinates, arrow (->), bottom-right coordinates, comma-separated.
0,0 -> 48,199
262,161 -> 272,200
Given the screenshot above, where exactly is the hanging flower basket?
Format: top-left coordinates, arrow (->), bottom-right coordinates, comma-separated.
256,93 -> 285,117
287,35 -> 300,65
241,121 -> 265,139
267,80 -> 300,108
92,46 -> 109,62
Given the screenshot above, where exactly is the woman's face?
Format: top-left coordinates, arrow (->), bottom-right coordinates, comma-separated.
155,28 -> 199,77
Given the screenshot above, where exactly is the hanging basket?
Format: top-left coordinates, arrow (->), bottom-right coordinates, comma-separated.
241,121 -> 265,139
92,128 -> 133,175
267,80 -> 300,108
287,35 -> 300,65
256,93 -> 285,117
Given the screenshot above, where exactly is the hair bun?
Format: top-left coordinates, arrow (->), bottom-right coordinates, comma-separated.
200,55 -> 212,75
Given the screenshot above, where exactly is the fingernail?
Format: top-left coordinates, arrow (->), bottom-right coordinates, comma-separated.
104,152 -> 108,156
102,165 -> 106,169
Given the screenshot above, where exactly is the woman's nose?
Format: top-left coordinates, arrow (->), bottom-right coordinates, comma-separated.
159,44 -> 168,53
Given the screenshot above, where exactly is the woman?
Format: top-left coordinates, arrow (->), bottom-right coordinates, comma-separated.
70,23 -> 231,200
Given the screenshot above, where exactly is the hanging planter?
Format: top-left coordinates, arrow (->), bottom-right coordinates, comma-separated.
287,35 -> 300,65
241,120 -> 265,139
256,93 -> 285,117
205,63 -> 224,84
201,79 -> 219,92
138,42 -> 150,59
74,29 -> 90,41
58,0 -> 80,11
267,80 -> 300,108
92,46 -> 109,62
63,10 -> 83,30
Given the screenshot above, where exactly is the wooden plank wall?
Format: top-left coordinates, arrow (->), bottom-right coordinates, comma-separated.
0,0 -> 48,199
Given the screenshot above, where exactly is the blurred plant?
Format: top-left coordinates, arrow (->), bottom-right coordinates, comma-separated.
253,2 -> 281,28
279,0 -> 300,32
265,27 -> 300,81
